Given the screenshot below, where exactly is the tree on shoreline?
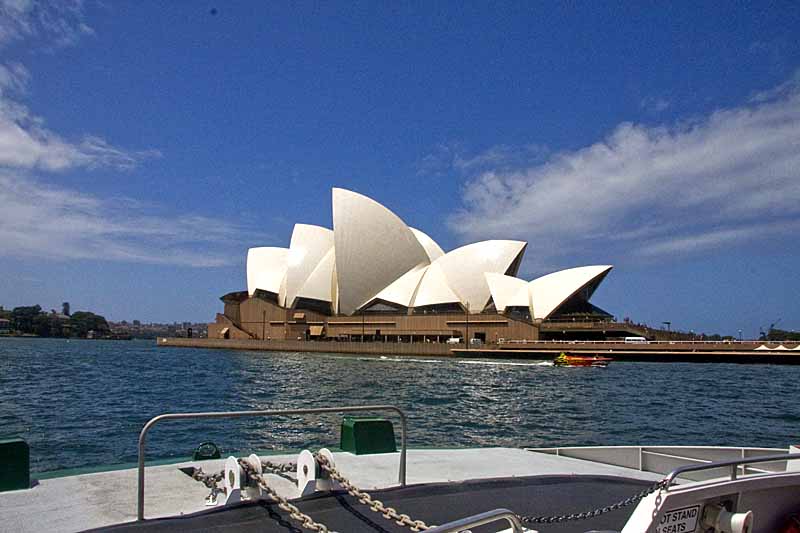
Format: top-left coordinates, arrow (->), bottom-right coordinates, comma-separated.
70,311 -> 110,338
11,306 -> 42,334
5,305 -> 109,338
766,328 -> 800,342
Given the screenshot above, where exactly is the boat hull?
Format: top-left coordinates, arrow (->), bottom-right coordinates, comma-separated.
554,353 -> 613,367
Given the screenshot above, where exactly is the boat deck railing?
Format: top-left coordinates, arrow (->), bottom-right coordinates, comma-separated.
137,404 -> 408,520
425,508 -> 524,533
664,452 -> 800,488
528,445 -> 788,481
502,338 -> 796,345
391,452 -> 800,533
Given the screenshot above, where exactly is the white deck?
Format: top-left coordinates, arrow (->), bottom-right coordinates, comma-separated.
0,447 -> 665,532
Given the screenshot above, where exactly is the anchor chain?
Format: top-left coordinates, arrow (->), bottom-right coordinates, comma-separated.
238,458 -> 337,533
190,461 -> 298,504
520,478 -> 670,524
190,466 -> 224,502
190,456 -> 429,532
262,460 -> 298,475
191,466 -> 224,488
314,453 -> 433,532
193,453 -> 667,530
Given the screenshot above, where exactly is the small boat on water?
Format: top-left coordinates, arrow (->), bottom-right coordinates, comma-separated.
553,352 -> 613,367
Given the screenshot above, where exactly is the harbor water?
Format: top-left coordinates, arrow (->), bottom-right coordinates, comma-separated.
1,337 -> 798,474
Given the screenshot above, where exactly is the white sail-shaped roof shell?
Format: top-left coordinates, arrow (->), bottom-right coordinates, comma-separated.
241,193 -> 616,321
281,224 -> 334,308
246,247 -> 289,296
416,240 -> 526,313
332,188 -> 430,315
296,248 -> 336,303
529,265 -> 612,320
411,263 -> 462,308
484,273 -> 530,312
410,228 -> 445,262
373,264 -> 429,307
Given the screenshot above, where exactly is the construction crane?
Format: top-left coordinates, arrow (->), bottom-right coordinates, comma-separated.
759,318 -> 782,340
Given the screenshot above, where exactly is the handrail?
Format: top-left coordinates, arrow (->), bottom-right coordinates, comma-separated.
424,508 -> 524,533
137,404 -> 408,520
664,452 -> 800,488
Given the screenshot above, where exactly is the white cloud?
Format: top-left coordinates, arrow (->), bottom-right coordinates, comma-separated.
0,0 -> 93,49
418,141 -> 549,177
750,68 -> 800,103
0,73 -> 160,171
0,62 -> 29,93
0,2 -> 256,268
640,96 -> 670,113
453,143 -> 549,172
636,222 -> 800,257
0,172 -> 261,267
449,74 -> 800,267
0,68 -> 250,267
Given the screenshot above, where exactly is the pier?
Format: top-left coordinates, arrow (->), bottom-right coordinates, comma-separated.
157,337 -> 800,364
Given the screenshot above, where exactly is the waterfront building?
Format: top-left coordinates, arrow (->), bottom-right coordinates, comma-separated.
209,188 -> 641,343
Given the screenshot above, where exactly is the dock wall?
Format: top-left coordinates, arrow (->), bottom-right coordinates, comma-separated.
157,337 -> 455,356
157,337 -> 800,363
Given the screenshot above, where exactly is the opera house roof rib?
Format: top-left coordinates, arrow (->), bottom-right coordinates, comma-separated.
332,188 -> 431,315
280,224 -> 334,308
527,265 -> 612,320
485,265 -> 613,321
246,247 -> 288,297
245,188 -> 613,318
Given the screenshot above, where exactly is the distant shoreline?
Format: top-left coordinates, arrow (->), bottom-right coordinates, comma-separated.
0,334 -> 133,340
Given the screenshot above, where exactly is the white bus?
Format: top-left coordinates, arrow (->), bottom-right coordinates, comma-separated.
624,336 -> 648,344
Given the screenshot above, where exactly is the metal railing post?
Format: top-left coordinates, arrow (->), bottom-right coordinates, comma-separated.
137,404 -> 408,521
663,452 -> 800,489
425,508 -> 524,533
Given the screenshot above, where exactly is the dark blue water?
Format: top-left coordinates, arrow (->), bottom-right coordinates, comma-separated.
1,338 -> 798,474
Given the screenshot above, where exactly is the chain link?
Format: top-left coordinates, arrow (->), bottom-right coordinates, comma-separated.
190,466 -> 224,503
192,454 -> 669,529
262,460 -> 298,475
314,453 -> 433,532
190,466 -> 224,489
520,478 -> 670,524
238,458 -> 337,533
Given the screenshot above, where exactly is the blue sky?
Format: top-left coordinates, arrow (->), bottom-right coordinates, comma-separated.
0,2 -> 798,337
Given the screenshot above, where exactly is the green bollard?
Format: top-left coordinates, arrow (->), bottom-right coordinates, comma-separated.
340,417 -> 397,455
0,438 -> 30,492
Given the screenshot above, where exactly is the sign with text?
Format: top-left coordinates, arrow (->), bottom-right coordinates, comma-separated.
656,505 -> 700,533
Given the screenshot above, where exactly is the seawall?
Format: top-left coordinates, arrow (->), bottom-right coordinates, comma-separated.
157,337 -> 455,356
157,338 -> 800,363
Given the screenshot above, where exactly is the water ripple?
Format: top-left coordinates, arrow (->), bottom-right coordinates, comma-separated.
1,338 -> 798,473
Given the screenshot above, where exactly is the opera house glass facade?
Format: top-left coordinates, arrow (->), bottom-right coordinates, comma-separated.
209,188 -> 613,344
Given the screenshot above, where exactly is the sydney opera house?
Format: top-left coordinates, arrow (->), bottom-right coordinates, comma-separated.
208,188 -> 619,344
